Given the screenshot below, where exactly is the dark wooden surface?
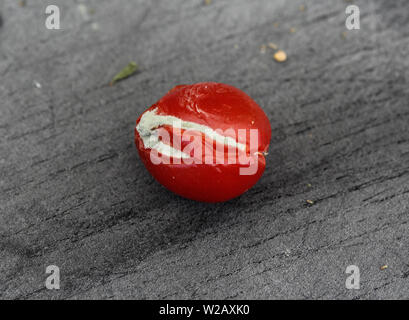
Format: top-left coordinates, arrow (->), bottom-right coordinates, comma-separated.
1,0 -> 408,299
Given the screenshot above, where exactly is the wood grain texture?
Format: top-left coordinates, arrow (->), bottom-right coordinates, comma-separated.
0,0 -> 408,299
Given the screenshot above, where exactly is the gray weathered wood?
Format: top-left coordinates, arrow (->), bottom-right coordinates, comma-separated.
0,0 -> 408,299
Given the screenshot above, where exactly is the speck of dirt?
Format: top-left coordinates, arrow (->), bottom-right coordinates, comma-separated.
268,42 -> 278,50
274,50 -> 287,62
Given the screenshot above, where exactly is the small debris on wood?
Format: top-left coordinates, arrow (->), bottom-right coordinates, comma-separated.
273,50 -> 287,62
268,42 -> 278,50
204,0 -> 212,5
299,4 -> 305,12
306,199 -> 314,205
380,265 -> 388,270
33,80 -> 42,89
110,62 -> 138,86
290,27 -> 296,33
261,43 -> 281,55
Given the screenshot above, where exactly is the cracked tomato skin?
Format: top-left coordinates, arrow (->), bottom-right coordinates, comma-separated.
134,82 -> 271,202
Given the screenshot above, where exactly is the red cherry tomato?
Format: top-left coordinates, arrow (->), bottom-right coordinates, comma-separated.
134,82 -> 271,202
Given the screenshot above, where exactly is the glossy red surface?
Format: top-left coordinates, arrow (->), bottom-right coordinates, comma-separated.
134,82 -> 272,202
